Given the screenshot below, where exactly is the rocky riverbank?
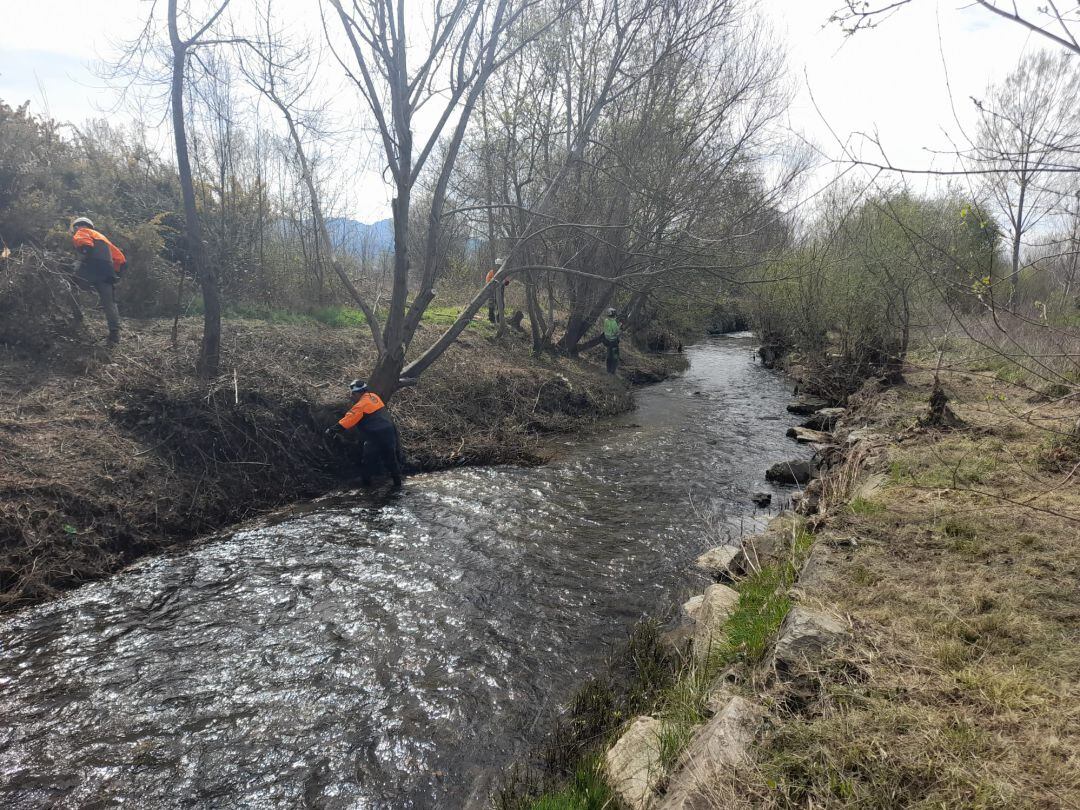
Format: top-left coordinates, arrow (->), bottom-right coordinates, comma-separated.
509,359 -> 1079,809
0,317 -> 684,611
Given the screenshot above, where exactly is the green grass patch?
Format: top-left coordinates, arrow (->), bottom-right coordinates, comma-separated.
311,305 -> 367,327
888,445 -> 999,488
651,527 -> 814,770
849,496 -> 884,515
421,305 -> 468,325
529,759 -> 612,810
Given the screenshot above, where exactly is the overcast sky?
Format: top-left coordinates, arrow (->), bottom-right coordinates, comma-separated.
0,0 -> 1050,221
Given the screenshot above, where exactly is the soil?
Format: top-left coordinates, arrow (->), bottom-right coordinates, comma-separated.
0,315 -> 683,612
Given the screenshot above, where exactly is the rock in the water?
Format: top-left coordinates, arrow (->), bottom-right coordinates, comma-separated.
758,344 -> 783,369
785,426 -> 835,445
786,397 -> 829,416
694,545 -> 746,581
693,584 -> 740,662
802,407 -> 846,431
682,594 -> 705,622
765,459 -> 815,485
751,491 -> 772,508
655,697 -> 761,810
773,606 -> 846,670
605,715 -> 665,810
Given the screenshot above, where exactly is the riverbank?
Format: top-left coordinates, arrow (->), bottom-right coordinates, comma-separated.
0,316 -> 683,611
506,357 -> 1079,808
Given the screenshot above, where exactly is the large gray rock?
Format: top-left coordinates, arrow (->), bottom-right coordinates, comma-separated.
692,584 -> 740,662
605,715 -> 665,810
843,427 -> 884,447
765,459 -> 815,486
694,545 -> 746,581
773,606 -> 847,670
785,426 -> 835,445
682,594 -> 705,622
655,697 -> 762,810
786,397 -> 830,416
802,407 -> 846,431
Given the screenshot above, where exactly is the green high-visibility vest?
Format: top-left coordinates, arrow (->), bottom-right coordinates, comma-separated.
603,317 -> 620,341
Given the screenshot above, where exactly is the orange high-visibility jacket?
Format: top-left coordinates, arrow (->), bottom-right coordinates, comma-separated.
338,392 -> 387,430
73,227 -> 126,276
486,269 -> 510,286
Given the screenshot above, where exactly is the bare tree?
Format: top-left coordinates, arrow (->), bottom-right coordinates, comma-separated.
324,0 -> 551,397
402,0 -> 741,378
453,0 -> 794,356
236,2 -> 385,352
167,0 -> 234,378
833,0 -> 1080,56
967,51 -> 1080,300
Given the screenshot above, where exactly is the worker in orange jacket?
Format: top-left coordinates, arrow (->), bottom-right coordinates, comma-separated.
486,263 -> 510,323
325,379 -> 403,487
70,216 -> 126,344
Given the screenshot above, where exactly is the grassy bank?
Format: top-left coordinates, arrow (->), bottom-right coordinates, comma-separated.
0,314 -> 682,612
744,363 -> 1080,809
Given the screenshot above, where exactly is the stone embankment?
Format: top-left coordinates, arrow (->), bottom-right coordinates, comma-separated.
601,397 -> 882,809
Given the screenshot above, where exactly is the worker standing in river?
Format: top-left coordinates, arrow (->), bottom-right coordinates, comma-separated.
602,308 -> 621,375
325,380 -> 403,488
70,217 -> 126,345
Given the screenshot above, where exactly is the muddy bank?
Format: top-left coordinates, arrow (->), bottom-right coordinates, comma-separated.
0,317 -> 683,611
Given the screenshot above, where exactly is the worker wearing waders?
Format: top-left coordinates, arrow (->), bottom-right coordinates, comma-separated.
325,380 -> 403,488
602,308 -> 621,374
71,217 -> 126,345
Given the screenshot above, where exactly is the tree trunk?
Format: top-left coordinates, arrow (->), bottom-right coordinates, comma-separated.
169,5 -> 220,379
1010,178 -> 1027,298
559,287 -> 614,356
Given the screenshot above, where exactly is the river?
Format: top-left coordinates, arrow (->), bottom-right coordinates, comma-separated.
0,333 -> 811,809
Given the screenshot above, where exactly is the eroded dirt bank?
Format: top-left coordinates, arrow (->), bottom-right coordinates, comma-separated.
0,317 -> 681,611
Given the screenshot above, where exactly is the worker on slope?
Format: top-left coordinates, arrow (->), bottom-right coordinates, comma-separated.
486,260 -> 510,324
325,379 -> 403,488
602,307 -> 621,375
70,217 -> 126,345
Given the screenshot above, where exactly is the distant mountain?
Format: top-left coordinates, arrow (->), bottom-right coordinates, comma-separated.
326,217 -> 394,256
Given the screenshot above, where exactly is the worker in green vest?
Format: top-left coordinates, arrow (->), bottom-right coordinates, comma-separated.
602,308 -> 621,374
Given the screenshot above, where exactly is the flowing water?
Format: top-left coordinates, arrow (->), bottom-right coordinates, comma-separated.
0,334 -> 811,809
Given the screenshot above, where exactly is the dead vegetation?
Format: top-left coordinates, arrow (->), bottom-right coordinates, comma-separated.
0,265 -> 679,610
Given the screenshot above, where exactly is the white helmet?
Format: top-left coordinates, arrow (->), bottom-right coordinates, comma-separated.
72,216 -> 94,230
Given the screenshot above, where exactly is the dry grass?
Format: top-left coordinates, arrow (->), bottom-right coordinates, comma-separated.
742,365 -> 1080,808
